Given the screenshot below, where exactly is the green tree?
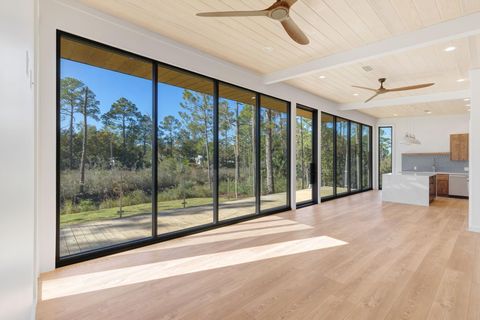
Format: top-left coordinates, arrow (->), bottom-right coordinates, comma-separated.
101,97 -> 140,166
78,86 -> 100,193
179,91 -> 213,188
135,114 -> 153,168
159,115 -> 181,157
60,77 -> 84,169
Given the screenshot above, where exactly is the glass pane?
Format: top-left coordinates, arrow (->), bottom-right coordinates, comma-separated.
218,83 -> 256,220
157,65 -> 214,233
379,127 -> 393,189
296,108 -> 314,203
260,95 -> 288,211
321,113 -> 334,198
362,125 -> 372,189
350,122 -> 361,191
59,35 -> 153,257
336,118 -> 349,194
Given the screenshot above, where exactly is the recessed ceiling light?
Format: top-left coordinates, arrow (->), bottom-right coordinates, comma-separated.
457,78 -> 466,82
393,113 -> 398,117
318,75 -> 326,79
353,93 -> 359,96
251,96 -> 256,100
467,108 -> 471,112
464,98 -> 470,101
444,46 -> 456,52
466,104 -> 471,107
263,46 -> 274,53
425,110 -> 432,114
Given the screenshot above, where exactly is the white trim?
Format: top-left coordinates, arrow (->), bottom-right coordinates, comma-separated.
264,12 -> 480,84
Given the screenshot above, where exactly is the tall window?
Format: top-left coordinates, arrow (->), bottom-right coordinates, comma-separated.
157,66 -> 214,233
296,106 -> 316,205
218,83 -> 256,220
320,113 -> 334,198
58,35 -> 153,257
260,95 -> 289,211
362,125 -> 372,189
336,118 -> 349,195
320,112 -> 372,201
350,122 -> 361,191
378,126 -> 393,189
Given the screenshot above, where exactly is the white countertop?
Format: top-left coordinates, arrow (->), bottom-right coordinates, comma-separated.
389,172 -> 436,177
390,171 -> 469,176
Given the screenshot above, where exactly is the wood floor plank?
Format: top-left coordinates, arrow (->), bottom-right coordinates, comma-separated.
37,191 -> 479,320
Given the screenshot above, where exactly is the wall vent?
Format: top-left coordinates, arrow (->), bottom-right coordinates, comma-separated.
362,65 -> 373,72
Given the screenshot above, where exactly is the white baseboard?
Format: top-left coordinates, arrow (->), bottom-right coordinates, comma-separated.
468,225 -> 480,233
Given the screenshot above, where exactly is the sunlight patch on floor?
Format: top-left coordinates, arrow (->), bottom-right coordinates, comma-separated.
42,236 -> 348,301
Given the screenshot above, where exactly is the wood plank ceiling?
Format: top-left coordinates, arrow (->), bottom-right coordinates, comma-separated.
79,0 -> 480,118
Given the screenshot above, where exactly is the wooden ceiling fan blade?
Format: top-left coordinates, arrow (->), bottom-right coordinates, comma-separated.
386,83 -> 435,92
364,93 -> 381,103
284,0 -> 298,6
197,10 -> 269,17
280,17 -> 309,45
352,85 -> 378,92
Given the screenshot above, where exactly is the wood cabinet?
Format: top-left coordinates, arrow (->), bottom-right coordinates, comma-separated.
436,174 -> 449,197
450,133 -> 469,161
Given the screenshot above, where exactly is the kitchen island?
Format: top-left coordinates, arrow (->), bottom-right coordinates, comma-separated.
382,172 -> 436,206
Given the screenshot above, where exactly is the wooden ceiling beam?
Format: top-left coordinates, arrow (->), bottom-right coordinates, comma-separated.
263,12 -> 480,84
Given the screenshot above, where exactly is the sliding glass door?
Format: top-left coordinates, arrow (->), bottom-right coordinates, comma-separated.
350,122 -> 361,192
218,83 -> 256,220
157,66 -> 215,233
320,112 -> 372,201
378,126 -> 393,189
295,105 -> 317,206
260,95 -> 290,211
58,34 -> 154,257
362,125 -> 372,190
336,118 -> 349,195
57,32 -> 291,266
320,113 -> 334,198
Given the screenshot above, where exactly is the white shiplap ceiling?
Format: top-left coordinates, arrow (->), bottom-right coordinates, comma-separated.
79,0 -> 480,118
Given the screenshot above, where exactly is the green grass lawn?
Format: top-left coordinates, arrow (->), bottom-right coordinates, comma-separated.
60,197 -> 223,225
320,186 -> 347,197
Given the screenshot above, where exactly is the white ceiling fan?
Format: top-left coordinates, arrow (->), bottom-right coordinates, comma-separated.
196,0 -> 309,45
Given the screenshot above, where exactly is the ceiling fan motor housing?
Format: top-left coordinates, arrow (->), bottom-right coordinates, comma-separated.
270,7 -> 289,20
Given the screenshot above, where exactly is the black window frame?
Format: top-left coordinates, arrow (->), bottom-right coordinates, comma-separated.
56,30 -> 291,267
320,112 -> 373,202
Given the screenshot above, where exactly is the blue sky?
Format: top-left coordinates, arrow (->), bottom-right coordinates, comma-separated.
61,59 -> 267,134
61,59 -> 188,127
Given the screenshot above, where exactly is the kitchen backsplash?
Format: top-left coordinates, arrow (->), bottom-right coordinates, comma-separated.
402,153 -> 469,173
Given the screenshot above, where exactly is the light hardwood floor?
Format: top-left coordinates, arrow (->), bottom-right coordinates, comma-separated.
37,191 -> 480,320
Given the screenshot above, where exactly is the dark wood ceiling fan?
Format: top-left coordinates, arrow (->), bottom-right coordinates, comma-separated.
352,78 -> 435,103
196,0 -> 309,45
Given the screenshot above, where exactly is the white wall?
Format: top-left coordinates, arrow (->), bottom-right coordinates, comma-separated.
378,114 -> 470,173
0,0 -> 36,319
469,69 -> 480,232
38,0 -> 376,272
